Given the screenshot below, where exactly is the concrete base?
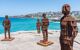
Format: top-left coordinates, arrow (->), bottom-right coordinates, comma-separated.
37,40 -> 53,46
1,37 -> 14,41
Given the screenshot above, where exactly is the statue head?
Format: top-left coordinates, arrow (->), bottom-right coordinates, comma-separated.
5,15 -> 8,19
42,13 -> 46,18
62,4 -> 70,15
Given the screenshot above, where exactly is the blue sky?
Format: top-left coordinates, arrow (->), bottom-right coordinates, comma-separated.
0,0 -> 80,16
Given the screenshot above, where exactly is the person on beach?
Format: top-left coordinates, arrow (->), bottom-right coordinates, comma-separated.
36,19 -> 41,33
60,4 -> 78,50
3,15 -> 11,39
41,13 -> 49,43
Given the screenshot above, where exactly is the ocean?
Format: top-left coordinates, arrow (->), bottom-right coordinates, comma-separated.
0,17 -> 61,34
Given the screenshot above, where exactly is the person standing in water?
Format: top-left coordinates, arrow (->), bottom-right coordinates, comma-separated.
60,4 -> 78,50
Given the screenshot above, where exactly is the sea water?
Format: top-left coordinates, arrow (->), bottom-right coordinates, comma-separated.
0,17 -> 80,34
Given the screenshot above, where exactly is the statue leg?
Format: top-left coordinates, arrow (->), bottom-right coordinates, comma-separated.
60,40 -> 71,50
69,39 -> 73,50
4,29 -> 7,39
42,30 -> 46,42
60,37 -> 66,50
37,28 -> 40,33
8,28 -> 11,39
60,38 -> 63,50
45,29 -> 48,41
38,28 -> 40,33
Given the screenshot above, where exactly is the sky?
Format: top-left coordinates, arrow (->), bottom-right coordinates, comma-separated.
0,0 -> 80,16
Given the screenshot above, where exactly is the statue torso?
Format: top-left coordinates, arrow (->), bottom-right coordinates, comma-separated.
60,15 -> 77,38
4,19 -> 10,29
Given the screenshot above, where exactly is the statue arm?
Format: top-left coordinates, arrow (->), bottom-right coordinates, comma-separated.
2,20 -> 4,26
8,20 -> 11,28
60,21 -> 62,30
48,19 -> 49,26
73,21 -> 78,39
9,21 -> 11,28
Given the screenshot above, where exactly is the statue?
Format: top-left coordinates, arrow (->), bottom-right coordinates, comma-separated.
36,19 -> 41,34
37,13 -> 53,46
60,4 -> 78,50
2,15 -> 14,41
41,13 -> 49,42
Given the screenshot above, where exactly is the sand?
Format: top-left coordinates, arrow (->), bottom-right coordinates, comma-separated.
0,30 -> 79,50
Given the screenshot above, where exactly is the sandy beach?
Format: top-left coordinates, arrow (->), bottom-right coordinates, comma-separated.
0,30 -> 80,50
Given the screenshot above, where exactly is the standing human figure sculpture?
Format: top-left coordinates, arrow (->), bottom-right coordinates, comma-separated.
41,13 -> 49,43
36,19 -> 41,34
60,4 -> 78,50
37,13 -> 53,46
2,15 -> 14,41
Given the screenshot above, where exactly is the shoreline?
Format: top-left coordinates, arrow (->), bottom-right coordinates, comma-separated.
0,30 -> 60,34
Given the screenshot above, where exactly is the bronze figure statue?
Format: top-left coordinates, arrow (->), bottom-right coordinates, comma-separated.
2,15 -> 14,41
41,13 -> 49,43
36,19 -> 41,34
60,4 -> 78,50
37,13 -> 53,46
